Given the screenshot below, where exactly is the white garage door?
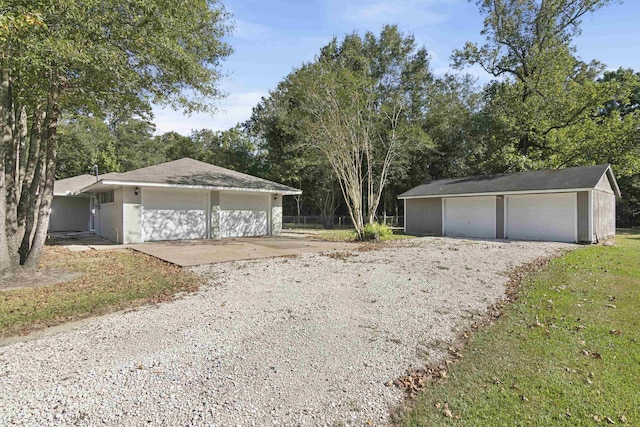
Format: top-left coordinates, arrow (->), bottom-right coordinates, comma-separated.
142,189 -> 207,241
444,196 -> 496,239
506,193 -> 576,242
220,193 -> 268,238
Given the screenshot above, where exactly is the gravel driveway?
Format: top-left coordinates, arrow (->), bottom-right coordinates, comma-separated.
0,237 -> 571,426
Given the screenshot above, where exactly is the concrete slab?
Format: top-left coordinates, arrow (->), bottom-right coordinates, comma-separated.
48,232 -> 124,252
129,237 -> 354,267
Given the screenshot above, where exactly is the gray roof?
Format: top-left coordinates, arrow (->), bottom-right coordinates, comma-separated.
399,164 -> 619,198
81,158 -> 301,194
54,172 -> 121,195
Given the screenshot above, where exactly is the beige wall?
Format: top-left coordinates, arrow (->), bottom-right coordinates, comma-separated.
271,194 -> 283,236
405,198 -> 442,236
97,188 -> 123,243
49,196 -> 90,232
210,191 -> 221,239
122,186 -> 142,244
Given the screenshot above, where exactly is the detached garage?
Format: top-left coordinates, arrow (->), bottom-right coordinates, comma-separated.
53,158 -> 301,244
399,165 -> 620,243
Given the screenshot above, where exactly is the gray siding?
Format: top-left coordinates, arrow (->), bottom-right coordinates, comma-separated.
593,190 -> 616,241
595,173 -> 615,193
405,198 -> 442,236
496,196 -> 505,239
49,196 -> 90,232
577,191 -> 590,243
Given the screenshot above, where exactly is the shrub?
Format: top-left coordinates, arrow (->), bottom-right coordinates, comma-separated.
362,223 -> 393,241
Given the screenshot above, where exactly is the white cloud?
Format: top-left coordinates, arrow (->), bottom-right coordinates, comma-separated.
332,0 -> 451,27
232,18 -> 273,41
152,91 -> 267,135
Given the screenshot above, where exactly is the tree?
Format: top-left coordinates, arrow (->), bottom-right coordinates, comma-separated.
1,0 -> 232,272
290,26 -> 433,238
248,76 -> 339,224
56,115 -> 119,179
452,0 -> 622,171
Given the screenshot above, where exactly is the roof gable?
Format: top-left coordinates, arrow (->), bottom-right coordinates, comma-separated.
399,165 -> 619,198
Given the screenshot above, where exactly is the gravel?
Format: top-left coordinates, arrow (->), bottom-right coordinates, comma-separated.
0,237 -> 572,426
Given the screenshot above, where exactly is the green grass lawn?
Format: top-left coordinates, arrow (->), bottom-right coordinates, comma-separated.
317,228 -> 414,242
400,230 -> 640,426
0,247 -> 202,338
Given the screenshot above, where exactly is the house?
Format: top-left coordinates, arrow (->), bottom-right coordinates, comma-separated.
50,158 -> 301,243
399,164 -> 620,243
51,172 -> 121,233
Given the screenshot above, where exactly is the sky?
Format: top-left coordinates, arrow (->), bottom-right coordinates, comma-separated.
152,0 -> 640,135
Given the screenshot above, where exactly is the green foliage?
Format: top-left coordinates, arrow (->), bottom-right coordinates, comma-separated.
401,230 -> 640,425
452,0 -> 633,174
56,112 -> 163,178
362,223 -> 393,241
4,0 -> 232,114
254,25 -> 434,236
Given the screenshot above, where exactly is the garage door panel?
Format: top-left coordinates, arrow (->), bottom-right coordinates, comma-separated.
220,210 -> 267,238
220,193 -> 269,238
506,193 -> 576,242
142,190 -> 207,241
444,196 -> 496,239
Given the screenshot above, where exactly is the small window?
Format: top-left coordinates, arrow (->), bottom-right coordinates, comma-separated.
99,190 -> 114,204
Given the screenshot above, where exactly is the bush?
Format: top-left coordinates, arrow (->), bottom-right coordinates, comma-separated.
362,223 -> 393,241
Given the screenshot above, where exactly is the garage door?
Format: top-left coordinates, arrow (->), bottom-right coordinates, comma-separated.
443,196 -> 496,239
142,189 -> 207,241
220,193 -> 268,238
505,193 -> 576,242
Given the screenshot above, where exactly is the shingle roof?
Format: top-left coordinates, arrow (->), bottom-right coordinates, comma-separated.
83,158 -> 301,194
54,172 -> 121,195
399,164 -> 617,198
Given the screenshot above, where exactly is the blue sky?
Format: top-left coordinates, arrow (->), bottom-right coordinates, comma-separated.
153,0 -> 640,135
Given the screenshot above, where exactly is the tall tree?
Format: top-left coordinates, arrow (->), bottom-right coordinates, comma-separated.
248,76 -> 339,223
56,115 -> 119,179
452,0 -> 622,171
290,26 -> 433,238
1,0 -> 231,272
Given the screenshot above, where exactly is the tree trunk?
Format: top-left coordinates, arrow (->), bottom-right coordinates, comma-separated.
19,149 -> 45,263
23,81 -> 60,270
0,63 -> 13,272
4,103 -> 20,263
16,107 -> 44,249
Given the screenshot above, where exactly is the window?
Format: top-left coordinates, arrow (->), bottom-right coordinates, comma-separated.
99,190 -> 114,204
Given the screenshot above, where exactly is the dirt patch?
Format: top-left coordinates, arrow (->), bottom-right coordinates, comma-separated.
0,268 -> 82,291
